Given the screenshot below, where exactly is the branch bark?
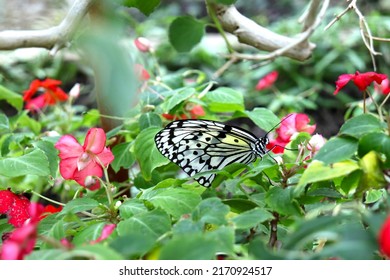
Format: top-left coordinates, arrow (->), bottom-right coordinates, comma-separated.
209,3 -> 324,61
0,0 -> 93,51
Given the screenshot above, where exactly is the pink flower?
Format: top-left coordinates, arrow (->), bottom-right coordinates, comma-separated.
55,128 -> 115,190
375,77 -> 390,95
255,71 -> 279,91
0,190 -> 30,227
379,216 -> 390,259
0,203 -> 44,260
134,37 -> 152,53
307,134 -> 326,153
90,224 -> 116,244
266,113 -> 316,154
333,71 -> 387,95
23,78 -> 68,111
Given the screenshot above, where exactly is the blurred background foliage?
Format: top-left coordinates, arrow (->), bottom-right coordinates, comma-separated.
1,0 -> 389,137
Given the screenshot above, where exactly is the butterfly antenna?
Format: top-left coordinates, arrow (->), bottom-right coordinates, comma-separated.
264,113 -> 293,138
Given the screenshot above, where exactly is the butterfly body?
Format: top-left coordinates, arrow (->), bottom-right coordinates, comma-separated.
154,119 -> 269,187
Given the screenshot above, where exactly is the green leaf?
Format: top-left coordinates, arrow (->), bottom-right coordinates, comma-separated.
119,199 -> 148,219
356,151 -> 386,196
192,197 -> 229,226
245,108 -> 280,132
206,226 -> 235,255
140,188 -> 201,219
339,114 -> 383,138
265,187 -> 303,216
15,111 -> 42,135
231,208 -> 274,229
117,208 -> 171,240
0,84 -> 23,111
110,233 -> 155,258
139,112 -> 162,130
124,0 -> 160,16
358,132 -> 390,167
0,113 -> 10,134
169,16 -> 205,52
111,142 -> 135,173
314,136 -> 358,164
0,149 -> 50,177
73,222 -> 109,245
32,140 -> 59,177
163,88 -> 196,112
222,198 -> 258,213
59,198 -> 99,216
159,233 -> 218,260
134,127 -> 169,180
298,160 -> 360,188
36,244 -> 123,260
364,189 -> 386,204
205,87 -> 244,112
283,216 -> 342,250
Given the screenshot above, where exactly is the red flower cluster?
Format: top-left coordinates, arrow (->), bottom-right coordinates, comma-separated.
55,128 -> 114,190
267,113 -> 316,154
0,190 -> 62,260
379,216 -> 390,259
255,71 -> 279,91
23,78 -> 68,111
162,104 -> 205,121
0,190 -> 30,227
333,71 -> 388,95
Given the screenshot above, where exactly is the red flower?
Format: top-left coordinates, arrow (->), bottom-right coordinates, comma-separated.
379,215 -> 390,258
0,203 -> 44,260
255,71 -> 279,91
55,128 -> 114,190
134,64 -> 150,81
90,224 -> 116,244
134,37 -> 152,53
163,104 -> 205,121
375,77 -> 390,95
266,113 -> 316,154
39,205 -> 62,220
333,71 -> 388,95
0,190 -> 30,227
23,78 -> 68,111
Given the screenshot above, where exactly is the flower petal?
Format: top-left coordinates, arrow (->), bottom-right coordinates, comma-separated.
0,190 -> 16,214
73,160 -> 103,190
333,74 -> 354,95
96,147 -> 115,167
83,128 -> 106,154
295,113 -> 316,134
55,135 -> 84,159
58,157 -> 79,179
25,95 -> 46,111
90,224 -> 116,244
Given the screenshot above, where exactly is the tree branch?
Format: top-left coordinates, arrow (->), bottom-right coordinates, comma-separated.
208,3 -> 323,61
0,0 -> 93,52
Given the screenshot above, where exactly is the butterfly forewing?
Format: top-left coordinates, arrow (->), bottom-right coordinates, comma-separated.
154,119 -> 267,187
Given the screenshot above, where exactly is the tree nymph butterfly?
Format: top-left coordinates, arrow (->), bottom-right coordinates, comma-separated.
154,118 -> 287,187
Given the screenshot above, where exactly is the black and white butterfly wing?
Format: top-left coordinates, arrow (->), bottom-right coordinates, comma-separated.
154,119 -> 267,187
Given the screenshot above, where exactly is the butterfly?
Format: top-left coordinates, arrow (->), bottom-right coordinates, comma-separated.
154,119 -> 278,187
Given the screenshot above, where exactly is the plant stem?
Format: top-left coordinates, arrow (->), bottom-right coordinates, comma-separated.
31,190 -> 65,206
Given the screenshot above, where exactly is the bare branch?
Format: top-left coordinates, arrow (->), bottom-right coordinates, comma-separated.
325,0 -> 380,70
208,3 -> 323,61
0,0 -> 93,51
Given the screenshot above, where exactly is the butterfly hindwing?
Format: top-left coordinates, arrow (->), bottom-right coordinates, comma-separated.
155,119 -> 266,187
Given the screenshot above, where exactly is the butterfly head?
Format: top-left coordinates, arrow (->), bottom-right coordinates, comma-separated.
254,137 -> 269,157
